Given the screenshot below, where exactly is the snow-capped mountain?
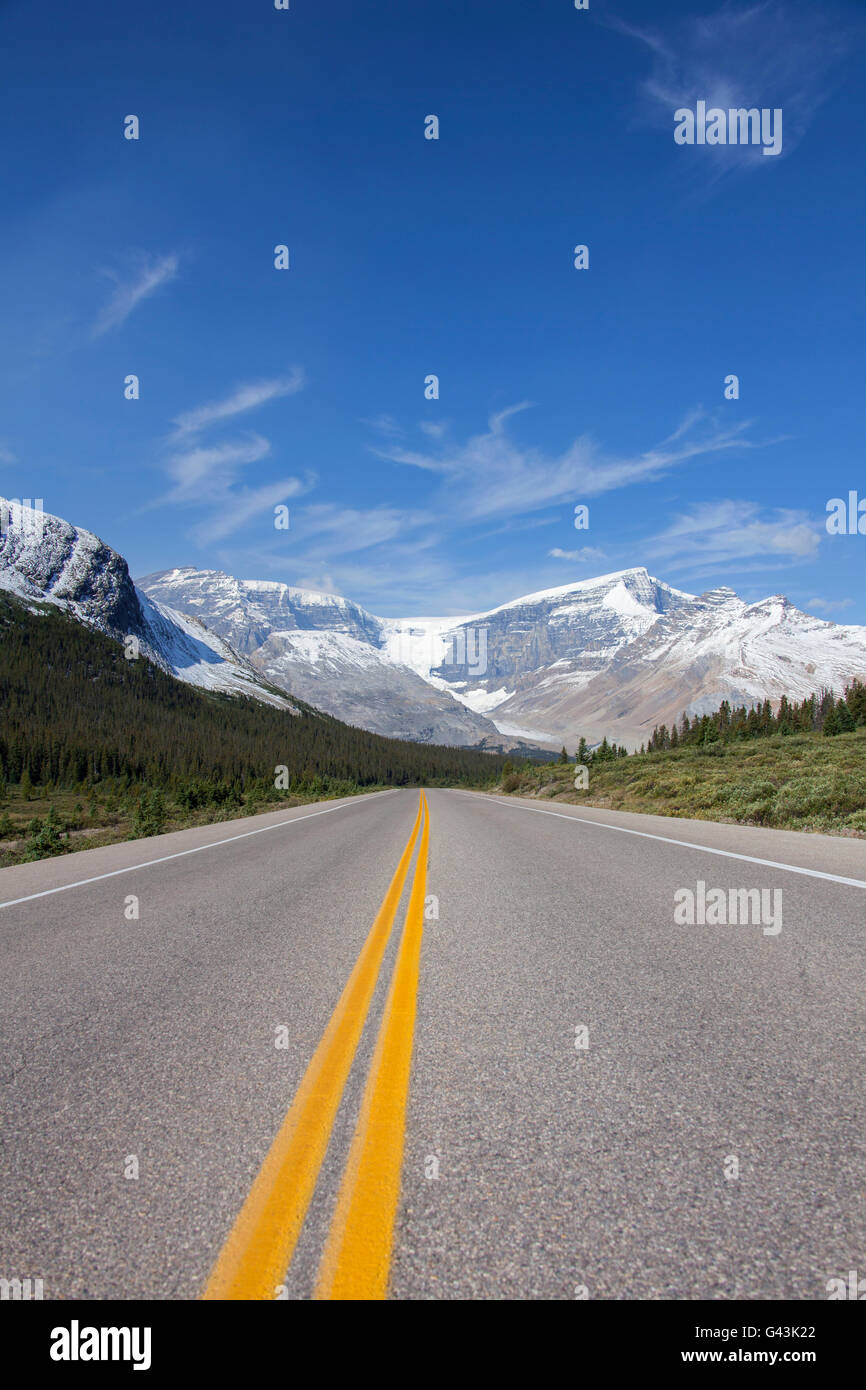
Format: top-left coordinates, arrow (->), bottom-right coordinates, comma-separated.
7,498 -> 865,751
137,569 -> 504,747
142,564 -> 866,750
386,570 -> 866,747
0,501 -> 295,710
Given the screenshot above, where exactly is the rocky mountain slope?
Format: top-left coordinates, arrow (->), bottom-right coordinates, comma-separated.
7,498 -> 864,752
0,501 -> 294,710
138,568 -> 505,747
143,564 -> 866,751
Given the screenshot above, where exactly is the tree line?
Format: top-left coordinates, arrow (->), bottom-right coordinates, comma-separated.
0,593 -> 507,795
645,681 -> 866,753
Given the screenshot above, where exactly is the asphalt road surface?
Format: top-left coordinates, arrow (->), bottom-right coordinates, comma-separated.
1,787 -> 864,1300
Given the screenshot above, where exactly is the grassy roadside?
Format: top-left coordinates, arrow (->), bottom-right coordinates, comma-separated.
495,729 -> 866,837
0,781 -> 387,869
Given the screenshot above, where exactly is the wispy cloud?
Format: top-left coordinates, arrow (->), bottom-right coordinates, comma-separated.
549,546 -> 608,564
248,408 -> 770,609
193,477 -> 309,545
373,404 -> 765,522
199,408 -> 797,612
164,435 -> 273,504
170,369 -> 305,440
292,503 -> 434,559
92,252 -> 180,336
285,546 -> 456,613
647,499 -> 822,575
360,414 -> 404,438
158,431 -> 312,540
0,444 -> 17,465
806,596 -> 854,616
152,370 -> 312,542
613,1 -> 858,188
419,420 -> 448,439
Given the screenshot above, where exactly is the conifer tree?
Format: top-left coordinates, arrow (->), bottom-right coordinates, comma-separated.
776,695 -> 791,734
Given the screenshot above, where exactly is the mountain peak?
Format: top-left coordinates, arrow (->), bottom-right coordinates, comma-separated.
482,566 -> 689,616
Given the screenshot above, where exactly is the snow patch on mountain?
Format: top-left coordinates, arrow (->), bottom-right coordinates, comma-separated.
1,501 -> 295,710
140,557 -> 866,752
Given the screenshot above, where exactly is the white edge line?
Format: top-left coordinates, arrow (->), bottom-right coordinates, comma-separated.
0,791 -> 397,910
454,792 -> 866,891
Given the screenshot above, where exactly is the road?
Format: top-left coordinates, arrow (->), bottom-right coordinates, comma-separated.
1,786 -> 864,1300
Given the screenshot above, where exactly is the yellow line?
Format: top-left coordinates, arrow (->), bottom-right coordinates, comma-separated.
314,790 -> 430,1300
202,793 -> 425,1300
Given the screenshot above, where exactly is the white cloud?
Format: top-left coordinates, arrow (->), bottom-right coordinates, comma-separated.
158,435 -> 313,540
613,1 -> 856,187
293,503 -> 433,558
647,500 -> 823,573
164,435 -> 273,503
374,404 -> 764,522
419,420 -> 448,439
360,414 -> 404,437
194,477 -> 308,545
93,253 -> 179,336
171,369 -> 305,439
153,370 -> 311,542
806,596 -> 854,615
549,547 -> 608,563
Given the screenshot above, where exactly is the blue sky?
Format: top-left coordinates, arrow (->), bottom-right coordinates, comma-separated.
1,0 -> 864,618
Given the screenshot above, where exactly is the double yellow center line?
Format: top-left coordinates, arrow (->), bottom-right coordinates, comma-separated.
202,790 -> 430,1301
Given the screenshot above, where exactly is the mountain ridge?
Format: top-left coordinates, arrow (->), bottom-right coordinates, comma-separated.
0,501 -> 296,711
142,563 -> 866,751
5,499 -> 866,753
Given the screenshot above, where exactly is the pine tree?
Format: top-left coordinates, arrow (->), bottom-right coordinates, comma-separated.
846,680 -> 866,725
777,695 -> 791,734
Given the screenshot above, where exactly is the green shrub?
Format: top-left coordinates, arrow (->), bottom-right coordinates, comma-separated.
24,804 -> 67,859
131,789 -> 167,838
